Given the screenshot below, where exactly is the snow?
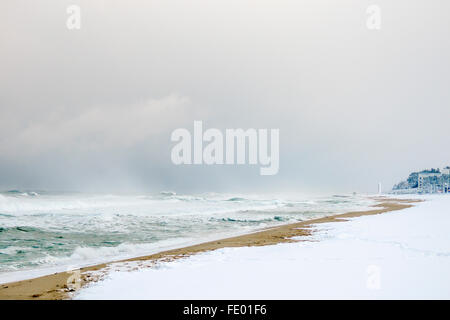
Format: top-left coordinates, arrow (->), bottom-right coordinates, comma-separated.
75,195 -> 450,299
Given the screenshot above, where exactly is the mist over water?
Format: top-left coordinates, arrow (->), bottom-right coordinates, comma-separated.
0,191 -> 375,281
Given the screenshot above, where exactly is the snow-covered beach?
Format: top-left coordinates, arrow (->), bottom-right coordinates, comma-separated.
75,195 -> 450,299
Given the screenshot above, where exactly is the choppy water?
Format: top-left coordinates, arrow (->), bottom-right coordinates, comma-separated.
0,191 -> 375,282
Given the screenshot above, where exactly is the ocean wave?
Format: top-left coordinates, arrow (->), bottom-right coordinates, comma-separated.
209,216 -> 289,223
0,226 -> 38,233
160,191 -> 176,196
0,246 -> 31,256
226,197 -> 247,202
2,190 -> 39,197
27,238 -> 195,269
5,190 -> 21,194
21,192 -> 39,197
0,213 -> 13,217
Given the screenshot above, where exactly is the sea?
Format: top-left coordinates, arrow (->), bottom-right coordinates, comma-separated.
0,190 -> 375,283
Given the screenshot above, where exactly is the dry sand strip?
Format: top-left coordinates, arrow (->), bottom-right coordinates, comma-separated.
0,198 -> 420,300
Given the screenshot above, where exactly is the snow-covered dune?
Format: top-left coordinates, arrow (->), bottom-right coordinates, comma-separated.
76,195 -> 450,299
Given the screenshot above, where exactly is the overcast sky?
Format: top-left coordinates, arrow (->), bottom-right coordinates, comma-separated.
0,0 -> 449,194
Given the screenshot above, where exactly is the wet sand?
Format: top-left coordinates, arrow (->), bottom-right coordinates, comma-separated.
0,197 -> 420,300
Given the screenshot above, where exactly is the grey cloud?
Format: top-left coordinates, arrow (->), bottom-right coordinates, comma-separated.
0,0 -> 449,193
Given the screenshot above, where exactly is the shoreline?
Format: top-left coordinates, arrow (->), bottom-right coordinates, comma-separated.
0,197 -> 420,300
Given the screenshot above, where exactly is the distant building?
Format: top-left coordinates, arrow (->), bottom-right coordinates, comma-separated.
418,172 -> 442,191
392,166 -> 450,194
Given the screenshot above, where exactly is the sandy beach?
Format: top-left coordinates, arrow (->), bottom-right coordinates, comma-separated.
0,197 -> 418,300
